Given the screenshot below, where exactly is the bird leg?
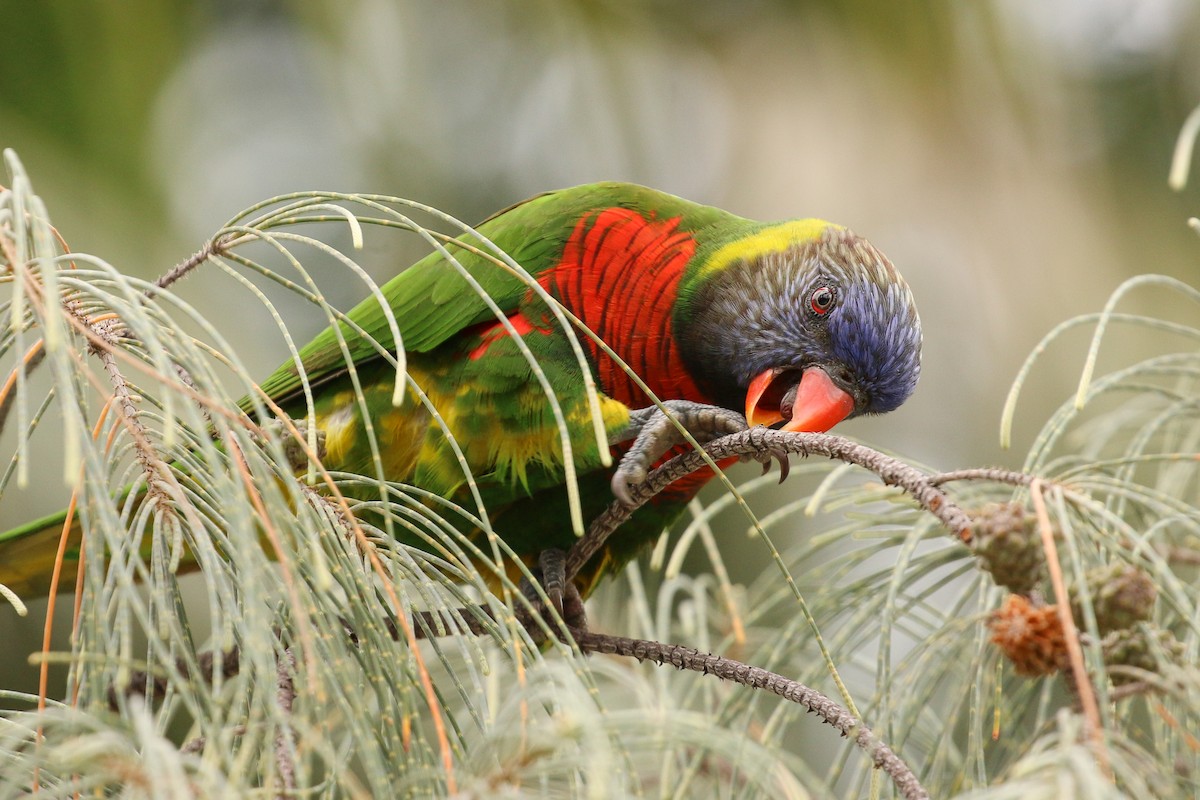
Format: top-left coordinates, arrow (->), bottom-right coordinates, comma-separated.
608,401 -> 749,506
519,548 -> 588,634
258,417 -> 327,472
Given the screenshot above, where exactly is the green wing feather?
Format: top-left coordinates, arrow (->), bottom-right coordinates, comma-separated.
250,182 -> 739,409
253,186 -> 601,408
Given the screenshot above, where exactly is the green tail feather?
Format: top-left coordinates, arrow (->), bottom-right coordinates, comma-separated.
0,507 -> 80,599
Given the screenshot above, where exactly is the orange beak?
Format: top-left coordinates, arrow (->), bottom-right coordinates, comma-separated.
745,366 -> 855,433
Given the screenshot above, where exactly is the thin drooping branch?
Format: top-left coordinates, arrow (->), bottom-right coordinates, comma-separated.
566,427 -> 974,585
107,645 -> 242,712
150,238 -> 225,293
274,648 -> 298,800
96,347 -> 176,512
108,608 -> 929,800
0,228 -> 222,437
928,467 -> 1036,487
571,627 -> 929,800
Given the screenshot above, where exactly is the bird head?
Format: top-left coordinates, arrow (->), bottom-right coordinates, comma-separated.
677,221 -> 922,433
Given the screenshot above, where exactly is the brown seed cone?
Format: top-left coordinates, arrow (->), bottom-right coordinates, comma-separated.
971,503 -> 1046,595
1072,563 -> 1156,635
990,594 -> 1066,677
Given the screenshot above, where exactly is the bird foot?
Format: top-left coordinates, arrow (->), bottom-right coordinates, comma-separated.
743,446 -> 792,484
518,548 -> 587,636
609,401 -> 748,506
260,417 -> 327,471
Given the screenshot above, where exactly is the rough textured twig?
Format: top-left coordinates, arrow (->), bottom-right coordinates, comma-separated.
151,239 -> 223,293
107,646 -> 242,712
567,427 -> 974,584
571,627 -> 929,800
274,648 -> 298,800
404,608 -> 501,639
928,467 -> 1036,487
0,228 -> 217,436
96,347 -> 177,512
10,271 -> 179,516
181,724 -> 247,756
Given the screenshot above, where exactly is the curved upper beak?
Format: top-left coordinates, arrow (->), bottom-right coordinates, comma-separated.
745,366 -> 855,433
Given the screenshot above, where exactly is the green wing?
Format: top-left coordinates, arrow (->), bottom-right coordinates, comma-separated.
251,185 -> 606,408
249,182 -> 734,409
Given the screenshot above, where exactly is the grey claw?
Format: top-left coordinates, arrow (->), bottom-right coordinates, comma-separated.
608,401 -> 748,504
517,549 -> 588,637
755,447 -> 791,483
610,467 -> 643,507
539,549 -> 567,616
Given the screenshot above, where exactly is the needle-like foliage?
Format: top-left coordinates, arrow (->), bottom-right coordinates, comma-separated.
1,147 -> 1198,798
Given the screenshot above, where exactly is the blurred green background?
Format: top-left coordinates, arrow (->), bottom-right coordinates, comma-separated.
2,0 -> 1199,695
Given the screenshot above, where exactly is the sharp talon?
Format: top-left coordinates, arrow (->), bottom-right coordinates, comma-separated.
539,549 -> 567,617
610,463 -> 646,507
514,549 -> 588,639
610,474 -> 633,507
562,587 -> 588,632
776,453 -> 790,484
750,447 -> 790,483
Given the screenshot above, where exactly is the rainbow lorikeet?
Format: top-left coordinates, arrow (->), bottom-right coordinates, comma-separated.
0,182 -> 922,606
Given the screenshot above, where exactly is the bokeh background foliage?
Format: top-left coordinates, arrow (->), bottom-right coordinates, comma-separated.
1,1 -> 1200,797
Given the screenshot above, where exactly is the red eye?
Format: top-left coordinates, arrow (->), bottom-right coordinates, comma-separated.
810,286 -> 834,315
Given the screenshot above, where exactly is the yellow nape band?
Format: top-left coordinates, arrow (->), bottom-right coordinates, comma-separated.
699,219 -> 840,279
